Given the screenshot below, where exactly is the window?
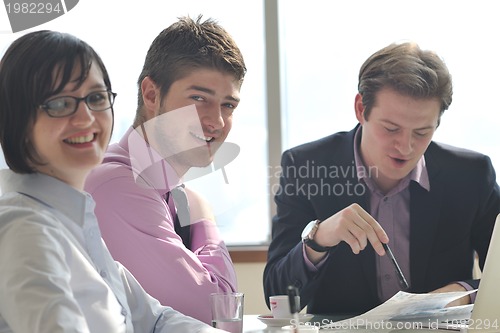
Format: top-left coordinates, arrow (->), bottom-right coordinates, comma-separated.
1,0 -> 499,248
0,0 -> 270,246
279,0 -> 500,176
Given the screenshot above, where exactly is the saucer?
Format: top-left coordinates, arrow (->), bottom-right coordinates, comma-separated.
257,314 -> 314,327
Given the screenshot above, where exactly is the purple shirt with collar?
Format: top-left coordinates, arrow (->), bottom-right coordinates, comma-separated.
85,127 -> 237,324
352,127 -> 430,301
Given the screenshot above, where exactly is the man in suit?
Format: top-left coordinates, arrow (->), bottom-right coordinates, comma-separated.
263,42 -> 500,316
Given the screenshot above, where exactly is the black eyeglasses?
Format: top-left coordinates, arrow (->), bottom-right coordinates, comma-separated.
39,90 -> 117,118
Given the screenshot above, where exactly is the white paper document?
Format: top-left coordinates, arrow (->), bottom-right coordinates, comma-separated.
322,290 -> 476,330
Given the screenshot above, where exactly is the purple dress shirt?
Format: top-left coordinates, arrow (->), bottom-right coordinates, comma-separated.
352,127 -> 429,301
85,127 -> 237,324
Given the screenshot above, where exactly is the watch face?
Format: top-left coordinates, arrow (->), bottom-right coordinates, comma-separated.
301,221 -> 316,239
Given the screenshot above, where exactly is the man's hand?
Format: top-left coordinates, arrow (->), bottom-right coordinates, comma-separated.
306,203 -> 388,263
431,283 -> 471,307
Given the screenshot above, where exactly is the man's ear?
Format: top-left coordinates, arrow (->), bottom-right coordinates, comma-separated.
141,76 -> 161,119
354,93 -> 366,124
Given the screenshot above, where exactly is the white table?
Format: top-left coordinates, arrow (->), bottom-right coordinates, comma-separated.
243,314 -> 296,332
242,314 -> 273,332
243,314 -> 335,332
242,315 -> 458,333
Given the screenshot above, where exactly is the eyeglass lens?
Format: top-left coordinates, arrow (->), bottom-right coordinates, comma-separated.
44,91 -> 115,117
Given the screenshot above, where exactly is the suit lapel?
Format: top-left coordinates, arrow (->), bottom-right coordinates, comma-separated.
337,126 -> 380,300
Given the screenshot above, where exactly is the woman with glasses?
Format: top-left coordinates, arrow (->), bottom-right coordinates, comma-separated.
0,30 -> 224,333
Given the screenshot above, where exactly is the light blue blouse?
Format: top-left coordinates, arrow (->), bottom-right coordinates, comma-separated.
0,170 -> 220,333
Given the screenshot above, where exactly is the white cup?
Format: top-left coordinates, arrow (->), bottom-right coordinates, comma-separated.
269,295 -> 300,319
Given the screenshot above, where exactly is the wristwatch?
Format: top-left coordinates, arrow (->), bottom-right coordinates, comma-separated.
301,220 -> 331,252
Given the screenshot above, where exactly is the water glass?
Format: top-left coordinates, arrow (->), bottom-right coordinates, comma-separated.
210,292 -> 244,333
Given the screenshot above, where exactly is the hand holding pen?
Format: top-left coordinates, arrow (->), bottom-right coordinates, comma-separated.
306,204 -> 389,258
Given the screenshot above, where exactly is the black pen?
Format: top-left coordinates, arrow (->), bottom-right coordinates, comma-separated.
287,285 -> 300,333
382,243 -> 409,290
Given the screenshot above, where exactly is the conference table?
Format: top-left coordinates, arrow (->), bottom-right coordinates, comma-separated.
242,313 -> 353,332
243,314 -> 315,332
242,314 -> 457,332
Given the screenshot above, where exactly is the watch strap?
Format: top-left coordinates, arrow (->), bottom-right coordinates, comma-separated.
304,238 -> 331,252
303,220 -> 331,252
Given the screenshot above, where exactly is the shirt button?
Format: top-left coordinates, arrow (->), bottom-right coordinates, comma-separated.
384,274 -> 391,280
100,271 -> 107,278
121,309 -> 128,316
383,197 -> 388,202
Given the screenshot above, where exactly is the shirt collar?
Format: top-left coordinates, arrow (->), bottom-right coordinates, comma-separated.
0,169 -> 91,226
353,126 -> 430,194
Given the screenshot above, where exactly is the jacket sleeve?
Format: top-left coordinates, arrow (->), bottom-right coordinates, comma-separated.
467,154 -> 500,289
263,149 -> 331,310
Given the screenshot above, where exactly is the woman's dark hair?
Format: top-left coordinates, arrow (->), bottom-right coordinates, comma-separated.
0,30 -> 112,173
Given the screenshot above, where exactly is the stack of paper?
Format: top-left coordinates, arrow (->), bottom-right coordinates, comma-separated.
322,290 -> 476,331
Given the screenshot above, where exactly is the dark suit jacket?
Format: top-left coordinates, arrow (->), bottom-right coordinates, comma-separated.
263,125 -> 500,315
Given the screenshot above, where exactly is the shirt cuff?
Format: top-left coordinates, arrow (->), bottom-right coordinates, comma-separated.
456,281 -> 477,304
302,243 -> 329,272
